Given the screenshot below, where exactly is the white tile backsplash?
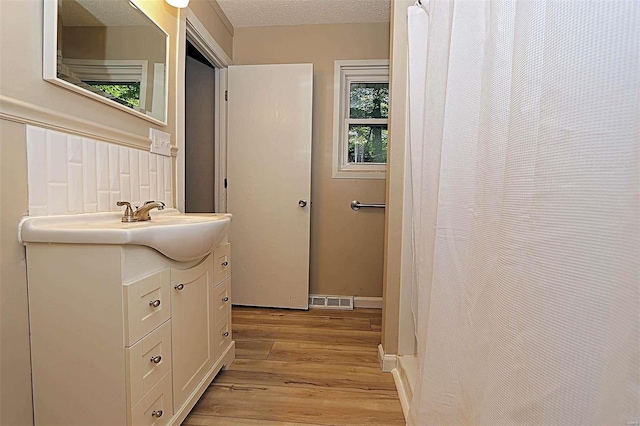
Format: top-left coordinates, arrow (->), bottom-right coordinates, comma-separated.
129,149 -> 141,205
48,183 -> 69,215
67,163 -> 84,213
82,138 -> 97,211
96,142 -> 110,191
120,175 -> 131,203
108,144 -> 120,192
67,136 -> 83,164
47,132 -> 68,184
26,127 -> 48,216
163,157 -> 171,189
26,126 -> 173,216
139,151 -> 150,186
156,156 -> 164,202
119,146 -> 130,174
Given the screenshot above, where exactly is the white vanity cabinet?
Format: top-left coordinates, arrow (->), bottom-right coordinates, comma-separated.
25,241 -> 234,426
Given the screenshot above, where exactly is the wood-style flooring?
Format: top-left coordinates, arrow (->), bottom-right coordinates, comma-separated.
183,306 -> 405,426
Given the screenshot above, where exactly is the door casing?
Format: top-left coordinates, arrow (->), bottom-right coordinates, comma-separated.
177,9 -> 232,213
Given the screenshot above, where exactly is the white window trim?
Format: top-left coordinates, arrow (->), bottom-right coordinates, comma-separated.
332,59 -> 390,180
60,58 -> 149,110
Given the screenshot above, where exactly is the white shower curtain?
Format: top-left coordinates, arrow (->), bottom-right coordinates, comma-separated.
407,0 -> 639,424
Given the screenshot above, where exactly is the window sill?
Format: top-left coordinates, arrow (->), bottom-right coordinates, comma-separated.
332,167 -> 387,180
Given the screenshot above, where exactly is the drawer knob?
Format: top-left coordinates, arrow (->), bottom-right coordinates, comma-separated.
222,331 -> 229,338
221,261 -> 229,267
149,299 -> 161,308
222,296 -> 229,302
151,410 -> 163,418
174,283 -> 184,291
150,355 -> 162,364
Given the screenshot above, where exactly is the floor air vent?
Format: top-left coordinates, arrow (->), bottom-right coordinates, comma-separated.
308,294 -> 354,310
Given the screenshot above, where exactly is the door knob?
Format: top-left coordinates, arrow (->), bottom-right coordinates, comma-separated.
298,199 -> 307,207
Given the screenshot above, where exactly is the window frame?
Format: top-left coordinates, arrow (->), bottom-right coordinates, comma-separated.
332,59 -> 390,180
61,59 -> 149,111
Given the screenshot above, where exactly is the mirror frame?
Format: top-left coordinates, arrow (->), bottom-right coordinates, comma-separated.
43,0 -> 169,126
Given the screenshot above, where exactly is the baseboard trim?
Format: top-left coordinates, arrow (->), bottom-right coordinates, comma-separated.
392,367 -> 410,421
393,355 -> 418,422
354,296 -> 383,309
377,343 -> 397,372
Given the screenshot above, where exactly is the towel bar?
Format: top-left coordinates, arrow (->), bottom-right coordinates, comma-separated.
350,200 -> 385,211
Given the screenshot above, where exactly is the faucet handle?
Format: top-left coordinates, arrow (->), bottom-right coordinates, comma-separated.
117,201 -> 134,222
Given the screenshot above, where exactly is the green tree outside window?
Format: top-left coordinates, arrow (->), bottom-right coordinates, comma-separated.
348,83 -> 389,164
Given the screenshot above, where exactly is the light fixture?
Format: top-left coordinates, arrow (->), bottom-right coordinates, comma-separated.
166,0 -> 189,7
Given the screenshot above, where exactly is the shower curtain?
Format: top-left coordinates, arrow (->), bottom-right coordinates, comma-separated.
407,0 -> 639,424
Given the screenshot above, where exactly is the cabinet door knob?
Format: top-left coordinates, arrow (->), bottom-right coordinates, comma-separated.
222,331 -> 229,338
222,296 -> 229,302
174,283 -> 184,291
150,355 -> 162,364
149,299 -> 161,308
151,410 -> 163,418
222,261 -> 229,267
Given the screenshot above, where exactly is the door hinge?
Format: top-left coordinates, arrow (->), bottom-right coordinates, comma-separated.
224,178 -> 228,189
225,90 -> 228,101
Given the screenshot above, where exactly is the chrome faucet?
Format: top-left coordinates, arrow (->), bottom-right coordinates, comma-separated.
117,201 -> 165,222
134,201 -> 165,221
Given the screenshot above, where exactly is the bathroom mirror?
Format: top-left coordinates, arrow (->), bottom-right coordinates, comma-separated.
43,0 -> 169,124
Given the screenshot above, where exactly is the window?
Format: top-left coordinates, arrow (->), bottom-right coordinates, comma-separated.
333,60 -> 389,179
85,82 -> 141,109
59,59 -> 149,112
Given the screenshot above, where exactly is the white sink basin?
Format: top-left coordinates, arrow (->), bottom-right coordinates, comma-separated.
18,209 -> 231,262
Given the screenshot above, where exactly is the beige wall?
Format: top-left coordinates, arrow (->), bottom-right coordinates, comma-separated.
233,23 -> 390,298
0,0 -> 232,424
63,26 -> 167,63
0,120 -> 32,426
63,25 -> 167,112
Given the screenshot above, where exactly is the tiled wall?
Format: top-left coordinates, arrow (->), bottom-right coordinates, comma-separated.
26,125 -> 172,216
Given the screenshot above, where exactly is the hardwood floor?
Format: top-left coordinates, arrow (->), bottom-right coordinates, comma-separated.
183,307 -> 405,426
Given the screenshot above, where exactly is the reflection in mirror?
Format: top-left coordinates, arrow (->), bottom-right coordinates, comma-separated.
55,0 -> 168,122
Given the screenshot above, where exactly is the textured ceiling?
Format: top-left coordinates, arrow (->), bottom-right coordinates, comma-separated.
216,0 -> 390,28
60,0 -> 151,27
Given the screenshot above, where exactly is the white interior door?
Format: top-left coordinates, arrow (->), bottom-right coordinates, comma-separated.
227,64 -> 313,309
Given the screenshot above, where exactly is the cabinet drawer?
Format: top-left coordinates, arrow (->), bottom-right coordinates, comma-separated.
124,270 -> 171,346
214,278 -> 231,319
126,320 -> 172,407
129,371 -> 172,426
212,243 -> 231,285
214,314 -> 232,359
